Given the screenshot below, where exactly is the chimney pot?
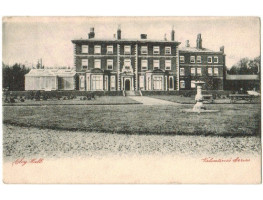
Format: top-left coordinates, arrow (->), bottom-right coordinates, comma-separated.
220,46 -> 224,53
117,27 -> 121,40
88,27 -> 95,39
185,40 -> 190,47
171,29 -> 175,41
196,33 -> 202,49
140,34 -> 147,39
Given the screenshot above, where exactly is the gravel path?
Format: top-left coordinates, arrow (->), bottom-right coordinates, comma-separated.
3,125 -> 261,160
128,96 -> 180,105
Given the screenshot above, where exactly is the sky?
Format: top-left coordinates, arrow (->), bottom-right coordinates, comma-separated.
2,16 -> 260,69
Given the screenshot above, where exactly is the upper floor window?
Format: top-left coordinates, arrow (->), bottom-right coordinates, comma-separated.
180,80 -> 185,89
124,59 -> 131,70
197,68 -> 202,76
141,46 -> 148,54
141,59 -> 148,70
107,45 -> 113,54
94,45 -> 101,54
191,68 -> 195,76
197,56 -> 202,63
124,45 -> 131,54
180,68 -> 185,76
190,56 -> 195,63
208,68 -> 213,76
191,80 -> 196,88
81,45 -> 88,53
214,56 -> 219,63
180,56 -> 185,63
153,60 -> 160,69
165,47 -> 171,54
107,59 -> 113,70
81,59 -> 88,69
94,59 -> 101,68
214,68 -> 219,76
207,56 -> 213,63
153,46 -> 160,54
165,60 -> 171,70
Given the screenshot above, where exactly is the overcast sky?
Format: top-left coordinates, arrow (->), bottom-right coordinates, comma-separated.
2,17 -> 260,69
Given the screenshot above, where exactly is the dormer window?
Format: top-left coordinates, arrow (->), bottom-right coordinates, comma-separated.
107,45 -> 113,54
153,46 -> 160,54
124,45 -> 131,54
94,45 -> 101,54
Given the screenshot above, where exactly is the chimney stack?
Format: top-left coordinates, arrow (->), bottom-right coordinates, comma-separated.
185,40 -> 190,47
140,34 -> 147,39
220,46 -> 224,53
117,26 -> 121,40
88,27 -> 95,39
171,28 -> 175,41
164,34 -> 167,41
196,33 -> 202,49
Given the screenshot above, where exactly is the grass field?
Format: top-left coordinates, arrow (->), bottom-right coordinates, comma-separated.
3,103 -> 260,136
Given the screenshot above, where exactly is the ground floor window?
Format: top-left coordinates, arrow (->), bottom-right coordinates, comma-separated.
110,75 -> 116,90
80,75 -> 85,89
169,76 -> 174,89
104,76 -> 108,91
180,80 -> 185,89
139,75 -> 144,90
153,76 -> 163,90
92,75 -> 103,90
191,80 -> 196,88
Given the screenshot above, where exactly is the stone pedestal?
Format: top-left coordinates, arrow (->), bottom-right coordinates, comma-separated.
193,81 -> 206,112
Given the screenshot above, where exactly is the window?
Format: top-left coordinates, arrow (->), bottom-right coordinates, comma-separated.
107,45 -> 113,54
141,46 -> 148,54
165,47 -> 171,54
207,56 -> 212,63
79,76 -> 85,89
124,59 -> 131,70
94,59 -> 101,68
81,59 -> 88,69
165,60 -> 171,70
190,56 -> 195,63
197,56 -> 202,63
153,60 -> 160,69
81,45 -> 88,53
191,68 -> 195,76
214,56 -> 219,63
141,59 -> 148,70
197,68 -> 202,76
153,46 -> 160,54
153,76 -> 163,90
110,75 -> 116,90
139,76 -> 145,89
191,80 -> 196,88
92,75 -> 103,90
169,76 -> 174,89
214,68 -> 219,76
180,56 -> 185,63
104,76 -> 108,91
107,59 -> 113,70
180,80 -> 185,89
94,45 -> 101,54
124,45 -> 131,54
180,68 -> 185,76
208,68 -> 213,76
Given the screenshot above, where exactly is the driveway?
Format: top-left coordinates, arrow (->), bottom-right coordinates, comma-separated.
128,96 -> 180,105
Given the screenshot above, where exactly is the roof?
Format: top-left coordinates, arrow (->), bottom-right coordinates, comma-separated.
72,38 -> 181,44
179,46 -> 222,53
25,68 -> 76,77
226,74 -> 259,80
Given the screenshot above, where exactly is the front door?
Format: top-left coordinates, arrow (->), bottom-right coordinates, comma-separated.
125,79 -> 130,91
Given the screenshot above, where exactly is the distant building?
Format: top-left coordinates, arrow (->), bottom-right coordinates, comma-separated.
71,27 -> 180,91
225,74 -> 260,92
178,34 -> 226,90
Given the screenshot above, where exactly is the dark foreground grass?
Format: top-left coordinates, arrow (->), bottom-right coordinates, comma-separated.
3,103 -> 260,137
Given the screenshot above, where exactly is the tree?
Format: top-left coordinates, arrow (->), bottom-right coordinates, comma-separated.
228,56 -> 260,75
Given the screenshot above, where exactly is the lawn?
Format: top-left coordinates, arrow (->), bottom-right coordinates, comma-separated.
3,103 -> 260,137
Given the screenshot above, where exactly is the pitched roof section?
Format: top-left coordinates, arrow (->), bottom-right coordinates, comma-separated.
179,46 -> 222,53
25,68 -> 76,77
226,74 -> 259,80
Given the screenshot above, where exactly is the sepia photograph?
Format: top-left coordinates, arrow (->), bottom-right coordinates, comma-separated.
2,16 -> 261,184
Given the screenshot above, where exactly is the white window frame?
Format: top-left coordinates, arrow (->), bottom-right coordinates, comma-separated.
180,80 -> 185,89
107,45 -> 113,54
153,60 -> 160,69
94,45 -> 101,54
91,75 -> 103,91
94,59 -> 101,69
197,56 -> 202,63
141,46 -> 148,54
124,59 -> 131,70
191,68 -> 195,76
179,56 -> 185,63
104,75 -> 108,91
169,76 -> 174,90
214,68 -> 219,76
153,75 -> 163,90
81,45 -> 88,53
81,59 -> 88,70
207,56 -> 213,63
141,59 -> 148,70
165,46 -> 171,55
110,75 -> 116,90
124,45 -> 131,54
190,56 -> 195,63
139,75 -> 145,90
208,68 -> 212,76
191,80 -> 196,88
197,68 -> 202,76
165,60 -> 171,70
180,68 -> 185,76
214,56 -> 219,63
107,59 -> 113,70
153,46 -> 160,54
